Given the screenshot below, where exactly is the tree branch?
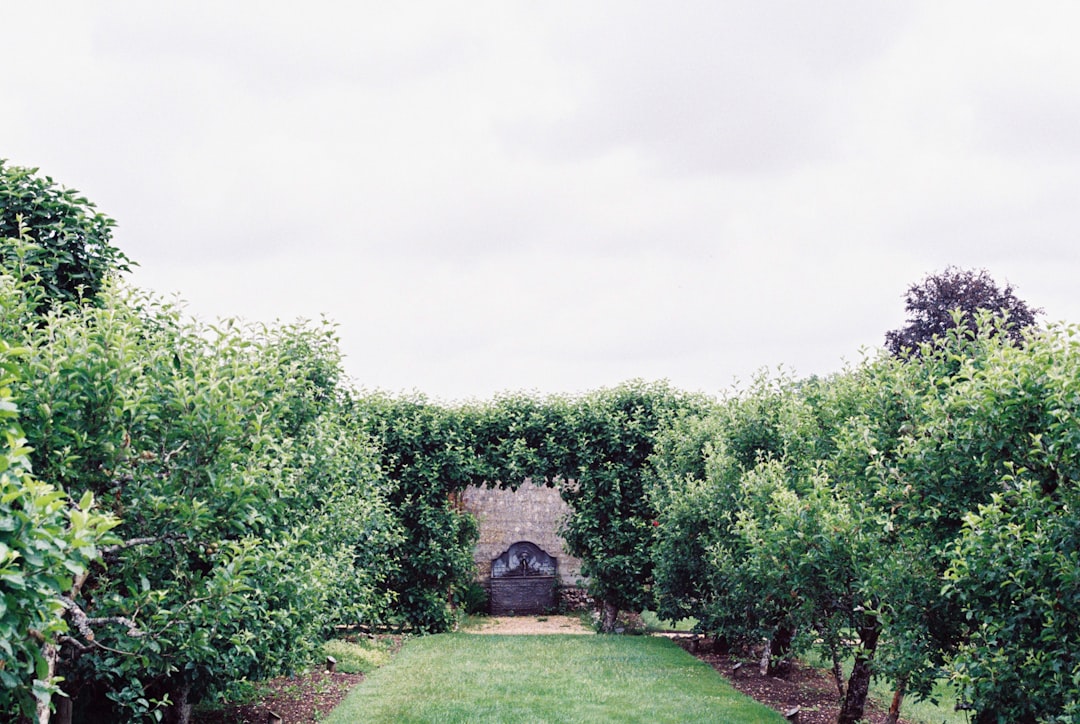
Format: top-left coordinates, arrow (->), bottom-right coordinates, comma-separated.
60,596 -> 144,639
100,533 -> 187,555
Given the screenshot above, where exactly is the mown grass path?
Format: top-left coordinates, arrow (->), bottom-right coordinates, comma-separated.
322,634 -> 786,723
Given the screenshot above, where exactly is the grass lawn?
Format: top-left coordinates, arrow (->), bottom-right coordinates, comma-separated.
322,637 -> 397,674
639,610 -> 698,633
322,634 -> 787,723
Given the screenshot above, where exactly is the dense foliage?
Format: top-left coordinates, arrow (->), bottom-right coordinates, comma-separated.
0,341 -> 117,722
2,202 -> 403,721
555,383 -> 711,631
1,282 -> 403,722
353,394 -> 482,633
938,324 -> 1080,723
1,161 -> 131,311
649,321 -> 1080,723
398,383 -> 709,633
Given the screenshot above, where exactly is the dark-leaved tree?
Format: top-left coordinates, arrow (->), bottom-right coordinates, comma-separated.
885,266 -> 1040,357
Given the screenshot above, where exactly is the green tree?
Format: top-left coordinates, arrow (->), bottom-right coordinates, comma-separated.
1,160 -> 131,310
797,319 -> 1048,723
649,343 -> 1012,724
940,323 -> 1080,722
354,394 -> 483,633
8,283 -> 396,722
733,461 -> 893,724
651,372 -> 826,664
649,410 -> 730,629
0,339 -> 117,723
557,381 -> 709,632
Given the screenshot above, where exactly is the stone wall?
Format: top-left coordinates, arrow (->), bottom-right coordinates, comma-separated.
488,577 -> 557,615
461,480 -> 584,587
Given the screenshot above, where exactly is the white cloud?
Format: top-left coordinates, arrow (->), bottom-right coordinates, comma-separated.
4,0 -> 1079,401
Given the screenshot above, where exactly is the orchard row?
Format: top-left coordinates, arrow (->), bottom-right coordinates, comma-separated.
3,162 -> 1076,723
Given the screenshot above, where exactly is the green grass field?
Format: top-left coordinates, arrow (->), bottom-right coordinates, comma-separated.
639,610 -> 698,633
322,634 -> 787,723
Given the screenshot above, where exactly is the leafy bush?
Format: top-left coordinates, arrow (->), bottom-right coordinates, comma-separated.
457,580 -> 489,615
2,277 -> 399,721
354,394 -> 483,633
649,322 -> 1080,723
1,159 -> 131,310
941,325 -> 1080,722
0,340 -> 117,722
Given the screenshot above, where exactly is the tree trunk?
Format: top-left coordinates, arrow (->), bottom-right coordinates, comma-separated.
600,600 -> 618,633
766,624 -> 796,678
830,646 -> 845,700
884,677 -> 907,724
35,642 -> 59,724
837,613 -> 882,724
165,682 -> 192,724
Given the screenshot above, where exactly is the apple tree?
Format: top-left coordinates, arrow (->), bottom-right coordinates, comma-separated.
1,160 -> 131,311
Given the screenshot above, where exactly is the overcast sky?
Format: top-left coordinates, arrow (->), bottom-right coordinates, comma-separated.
5,1 -> 1078,402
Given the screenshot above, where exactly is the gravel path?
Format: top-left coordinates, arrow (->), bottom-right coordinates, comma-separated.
463,614 -> 594,635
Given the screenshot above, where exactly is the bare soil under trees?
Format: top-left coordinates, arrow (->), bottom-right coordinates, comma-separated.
670,636 -> 911,724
